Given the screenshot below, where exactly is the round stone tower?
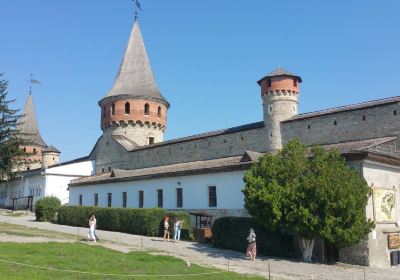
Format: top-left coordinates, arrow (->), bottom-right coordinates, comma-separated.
99,19 -> 169,147
257,68 -> 302,151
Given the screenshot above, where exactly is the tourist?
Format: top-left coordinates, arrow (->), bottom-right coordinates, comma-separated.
163,216 -> 170,241
87,214 -> 96,243
246,228 -> 256,260
173,219 -> 184,241
92,214 -> 99,241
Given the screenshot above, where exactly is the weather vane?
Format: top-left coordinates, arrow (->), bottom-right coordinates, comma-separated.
132,0 -> 142,21
28,74 -> 41,95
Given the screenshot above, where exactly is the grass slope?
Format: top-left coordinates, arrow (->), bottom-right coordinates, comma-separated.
0,243 -> 263,280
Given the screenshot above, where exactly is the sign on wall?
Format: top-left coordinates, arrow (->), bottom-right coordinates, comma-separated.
388,234 -> 400,249
373,188 -> 397,223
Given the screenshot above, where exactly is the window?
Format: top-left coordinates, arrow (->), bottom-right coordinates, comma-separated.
102,107 -> 106,118
394,110 -> 397,116
102,168 -> 105,173
308,125 -> 311,129
33,148 -> 37,154
122,192 -> 127,208
208,186 -> 217,207
157,189 -> 163,208
23,147 -> 26,152
79,194 -> 83,206
176,188 -> 183,208
293,78 -> 298,87
107,193 -> 112,207
111,103 -> 115,115
94,193 -> 98,206
334,120 -> 337,126
362,116 -> 366,121
108,166 -> 111,172
139,190 -> 144,208
267,79 -> 272,87
157,106 -> 161,117
148,137 -> 155,145
125,102 -> 130,114
144,103 -> 150,115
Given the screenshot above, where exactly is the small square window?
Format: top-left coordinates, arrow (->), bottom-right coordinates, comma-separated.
362,116 -> 366,121
149,137 -> 155,145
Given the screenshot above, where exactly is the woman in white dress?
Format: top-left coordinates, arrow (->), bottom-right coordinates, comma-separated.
87,214 -> 96,243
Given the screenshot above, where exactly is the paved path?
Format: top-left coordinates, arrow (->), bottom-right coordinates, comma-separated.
0,214 -> 399,280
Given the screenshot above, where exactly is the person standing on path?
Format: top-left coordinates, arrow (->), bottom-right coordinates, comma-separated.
92,214 -> 99,241
173,219 -> 184,241
246,228 -> 256,260
87,214 -> 97,244
163,216 -> 170,241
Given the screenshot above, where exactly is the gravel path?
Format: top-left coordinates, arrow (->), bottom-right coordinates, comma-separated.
0,214 -> 399,280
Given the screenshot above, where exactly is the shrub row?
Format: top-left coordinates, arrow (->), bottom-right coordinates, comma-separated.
57,206 -> 191,237
212,216 -> 294,257
35,197 -> 61,222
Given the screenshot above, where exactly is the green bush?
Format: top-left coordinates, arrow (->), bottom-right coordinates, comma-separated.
212,216 -> 294,258
57,206 -> 191,237
35,197 -> 61,222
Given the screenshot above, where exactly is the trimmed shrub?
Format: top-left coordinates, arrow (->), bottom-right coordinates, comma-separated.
212,216 -> 294,258
57,206 -> 191,237
35,197 -> 61,222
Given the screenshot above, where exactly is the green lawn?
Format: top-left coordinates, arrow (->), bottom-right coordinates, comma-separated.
0,243 -> 264,279
0,223 -> 77,240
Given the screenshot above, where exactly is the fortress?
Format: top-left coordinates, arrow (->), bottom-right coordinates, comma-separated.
1,17 -> 400,268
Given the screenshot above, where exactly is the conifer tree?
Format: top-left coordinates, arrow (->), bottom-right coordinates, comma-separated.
0,74 -> 26,181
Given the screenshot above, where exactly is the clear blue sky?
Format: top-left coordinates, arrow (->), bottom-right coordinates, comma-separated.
1,0 -> 399,162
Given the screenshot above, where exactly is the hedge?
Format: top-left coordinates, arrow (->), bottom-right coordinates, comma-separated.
35,197 -> 61,222
212,216 -> 294,257
57,206 -> 191,237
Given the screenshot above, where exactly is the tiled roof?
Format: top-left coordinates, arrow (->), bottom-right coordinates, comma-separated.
72,137 -> 400,187
70,154 -> 251,186
101,20 -> 169,107
283,96 -> 400,123
113,135 -> 139,151
257,67 -> 302,84
17,93 -> 47,147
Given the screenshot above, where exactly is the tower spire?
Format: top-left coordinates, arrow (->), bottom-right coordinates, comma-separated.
102,18 -> 169,107
18,91 -> 47,147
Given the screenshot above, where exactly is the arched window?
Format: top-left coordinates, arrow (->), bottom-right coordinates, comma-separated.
33,148 -> 37,154
23,147 -> 26,153
125,102 -> 130,114
157,106 -> 161,118
144,103 -> 150,115
111,103 -> 115,115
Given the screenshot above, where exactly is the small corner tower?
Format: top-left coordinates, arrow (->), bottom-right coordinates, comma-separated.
17,90 -> 60,171
257,68 -> 302,151
98,18 -> 169,147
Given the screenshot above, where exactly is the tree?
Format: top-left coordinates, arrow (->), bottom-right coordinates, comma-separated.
242,139 -> 374,262
0,74 -> 27,181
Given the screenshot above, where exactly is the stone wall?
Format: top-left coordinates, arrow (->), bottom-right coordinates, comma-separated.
282,102 -> 400,147
94,124 -> 268,173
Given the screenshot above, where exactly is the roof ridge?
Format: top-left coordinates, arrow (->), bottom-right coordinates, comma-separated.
284,96 -> 400,122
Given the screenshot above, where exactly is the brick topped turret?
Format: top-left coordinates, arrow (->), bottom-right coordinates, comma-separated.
99,19 -> 169,147
258,68 -> 302,150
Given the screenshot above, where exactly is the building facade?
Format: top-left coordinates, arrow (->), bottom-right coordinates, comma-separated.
62,18 -> 400,267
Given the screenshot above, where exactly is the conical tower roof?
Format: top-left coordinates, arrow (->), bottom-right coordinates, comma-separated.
17,91 -> 47,147
102,20 -> 169,107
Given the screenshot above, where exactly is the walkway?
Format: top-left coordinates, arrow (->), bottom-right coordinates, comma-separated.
0,214 -> 399,280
